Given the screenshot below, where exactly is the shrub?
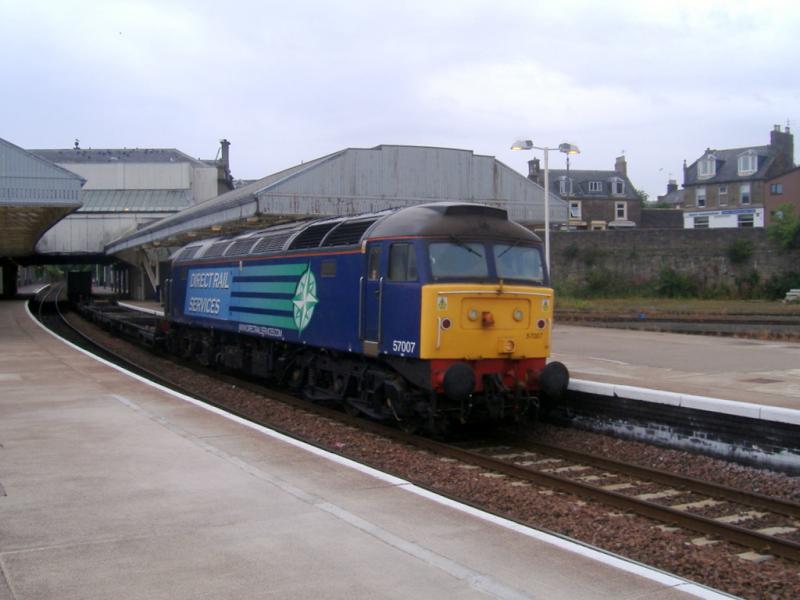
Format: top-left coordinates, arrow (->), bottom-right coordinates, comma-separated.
734,269 -> 761,299
726,239 -> 754,265
562,243 -> 580,262
762,271 -> 800,300
655,268 -> 699,298
767,204 -> 800,251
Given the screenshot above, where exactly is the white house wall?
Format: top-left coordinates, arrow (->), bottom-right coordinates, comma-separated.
683,207 -> 764,229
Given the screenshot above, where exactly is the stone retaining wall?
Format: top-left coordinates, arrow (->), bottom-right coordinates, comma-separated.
549,228 -> 799,295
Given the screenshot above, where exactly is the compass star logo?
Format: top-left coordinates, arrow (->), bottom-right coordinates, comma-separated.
292,268 -> 318,331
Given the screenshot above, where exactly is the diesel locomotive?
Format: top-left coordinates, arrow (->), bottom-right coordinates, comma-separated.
164,202 -> 568,432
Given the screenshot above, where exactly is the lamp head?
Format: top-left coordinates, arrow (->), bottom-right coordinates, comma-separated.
558,143 -> 580,155
510,139 -> 534,151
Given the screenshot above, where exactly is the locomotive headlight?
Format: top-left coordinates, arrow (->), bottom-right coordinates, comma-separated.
513,308 -> 524,321
467,309 -> 478,321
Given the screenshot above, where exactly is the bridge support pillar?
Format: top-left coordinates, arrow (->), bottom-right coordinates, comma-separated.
1,259 -> 19,298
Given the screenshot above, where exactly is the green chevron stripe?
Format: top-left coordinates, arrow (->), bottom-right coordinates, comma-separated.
240,263 -> 308,277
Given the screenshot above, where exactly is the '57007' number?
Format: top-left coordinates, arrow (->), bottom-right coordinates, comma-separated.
392,340 -> 416,354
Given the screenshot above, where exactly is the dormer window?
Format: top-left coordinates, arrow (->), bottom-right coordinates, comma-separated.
588,181 -> 602,193
558,177 -> 573,195
609,177 -> 625,196
738,150 -> 758,176
698,154 -> 716,180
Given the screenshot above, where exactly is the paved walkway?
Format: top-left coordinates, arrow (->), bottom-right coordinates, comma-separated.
0,300 -> 711,600
552,324 -> 800,410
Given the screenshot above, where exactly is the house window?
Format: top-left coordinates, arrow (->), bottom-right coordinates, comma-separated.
698,154 -> 716,179
738,151 -> 757,176
696,186 -> 706,207
569,201 -> 581,219
610,178 -> 625,196
719,184 -> 728,206
558,177 -> 572,196
588,181 -> 602,193
737,213 -> 754,228
615,201 -> 627,220
770,183 -> 784,195
694,216 -> 709,229
740,183 -> 751,205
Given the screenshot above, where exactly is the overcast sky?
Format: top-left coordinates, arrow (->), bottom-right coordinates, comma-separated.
3,0 -> 798,200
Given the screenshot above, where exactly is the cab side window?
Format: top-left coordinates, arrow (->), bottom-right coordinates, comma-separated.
388,243 -> 418,281
367,246 -> 382,280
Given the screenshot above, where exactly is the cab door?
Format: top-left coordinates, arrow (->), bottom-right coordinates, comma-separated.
361,243 -> 383,356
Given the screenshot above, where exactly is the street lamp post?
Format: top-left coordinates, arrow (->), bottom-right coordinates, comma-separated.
511,139 -> 580,275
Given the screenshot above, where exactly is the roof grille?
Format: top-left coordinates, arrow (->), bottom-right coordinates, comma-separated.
252,233 -> 292,255
176,245 -> 201,261
443,205 -> 507,220
322,220 -> 376,246
225,238 -> 258,256
289,223 -> 338,249
202,241 -> 232,259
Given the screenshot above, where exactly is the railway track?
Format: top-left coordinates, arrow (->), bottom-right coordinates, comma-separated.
457,440 -> 800,562
39,295 -> 800,564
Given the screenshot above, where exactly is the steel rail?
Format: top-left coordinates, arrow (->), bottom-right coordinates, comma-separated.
518,440 -> 800,519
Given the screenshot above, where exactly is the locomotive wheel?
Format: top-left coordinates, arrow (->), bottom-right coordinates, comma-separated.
399,417 -> 422,434
343,400 -> 360,417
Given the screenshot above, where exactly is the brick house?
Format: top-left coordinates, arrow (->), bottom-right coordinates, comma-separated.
682,125 -> 794,228
528,155 -> 641,230
765,165 -> 800,227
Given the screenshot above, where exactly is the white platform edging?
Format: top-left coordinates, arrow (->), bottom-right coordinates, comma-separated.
570,378 -> 800,426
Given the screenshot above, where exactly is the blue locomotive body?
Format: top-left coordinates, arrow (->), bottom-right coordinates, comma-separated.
164,203 -> 567,431
169,247 -> 422,359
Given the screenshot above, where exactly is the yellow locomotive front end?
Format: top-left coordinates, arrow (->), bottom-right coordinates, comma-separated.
419,283 -> 553,360
415,237 -> 569,423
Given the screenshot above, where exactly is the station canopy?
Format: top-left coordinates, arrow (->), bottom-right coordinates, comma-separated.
0,137 -> 84,257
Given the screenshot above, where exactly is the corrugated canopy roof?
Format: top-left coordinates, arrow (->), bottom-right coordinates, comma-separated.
78,189 -> 193,212
105,145 -> 564,254
31,147 -> 207,166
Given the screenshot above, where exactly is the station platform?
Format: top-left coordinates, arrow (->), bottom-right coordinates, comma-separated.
551,324 -> 800,412
0,299 -> 716,599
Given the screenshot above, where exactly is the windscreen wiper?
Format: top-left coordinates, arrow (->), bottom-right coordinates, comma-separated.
449,235 -> 483,258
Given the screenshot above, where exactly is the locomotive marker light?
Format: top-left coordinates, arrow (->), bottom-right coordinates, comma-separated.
510,139 -> 580,273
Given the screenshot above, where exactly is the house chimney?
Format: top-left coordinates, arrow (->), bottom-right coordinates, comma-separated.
667,179 -> 678,194
770,125 -> 794,167
614,155 -> 627,176
528,158 -> 542,185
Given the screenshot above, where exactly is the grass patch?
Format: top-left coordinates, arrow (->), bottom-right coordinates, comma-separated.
554,296 -> 800,316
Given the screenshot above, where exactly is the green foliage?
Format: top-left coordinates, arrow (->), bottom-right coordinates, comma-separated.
726,239 -> 754,265
635,188 -> 649,206
733,269 -> 761,299
767,203 -> 800,250
655,268 -> 699,298
580,247 -> 605,268
562,243 -> 580,262
762,271 -> 800,300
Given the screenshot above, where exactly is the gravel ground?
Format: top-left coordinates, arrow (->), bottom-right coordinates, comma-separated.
65,311 -> 800,599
